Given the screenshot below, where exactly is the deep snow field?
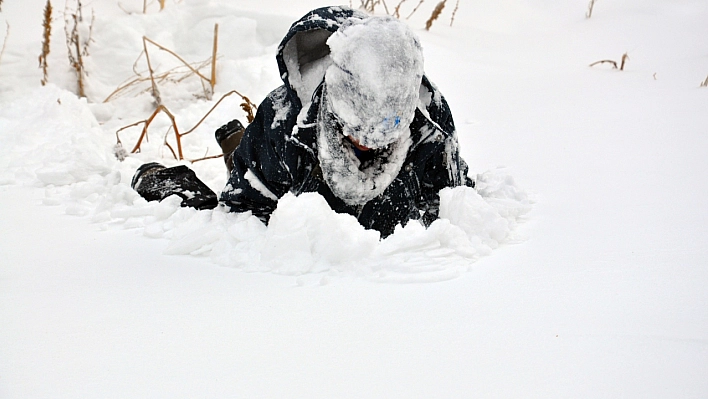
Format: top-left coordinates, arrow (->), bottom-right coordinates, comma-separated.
1,0 -> 707,398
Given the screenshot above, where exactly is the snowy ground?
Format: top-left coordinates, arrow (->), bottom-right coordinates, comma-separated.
1,0 -> 707,397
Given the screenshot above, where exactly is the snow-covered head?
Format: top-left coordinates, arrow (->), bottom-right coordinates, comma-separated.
323,16 -> 424,149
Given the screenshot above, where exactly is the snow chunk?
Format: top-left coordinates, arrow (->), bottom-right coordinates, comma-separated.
261,192 -> 380,274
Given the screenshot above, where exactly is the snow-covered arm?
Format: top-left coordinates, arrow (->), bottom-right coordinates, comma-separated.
219,88 -> 296,221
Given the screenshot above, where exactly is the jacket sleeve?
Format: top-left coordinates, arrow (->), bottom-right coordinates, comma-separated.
219,88 -> 296,222
416,80 -> 474,226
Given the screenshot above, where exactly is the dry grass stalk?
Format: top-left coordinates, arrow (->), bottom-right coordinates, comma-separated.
142,36 -> 161,105
142,36 -> 215,100
619,52 -> 629,71
393,0 -> 406,18
64,0 -> 94,97
425,0 -> 446,31
1,22 -> 9,72
589,59 -> 617,69
450,0 -> 459,26
115,90 -> 257,161
158,0 -> 165,10
700,75 -> 708,88
103,59 -> 211,102
589,53 -> 629,71
0,0 -> 4,12
380,0 -> 390,14
406,0 -> 424,19
210,23 -> 218,94
39,1 -> 52,86
586,0 -> 596,18
360,0 -> 390,14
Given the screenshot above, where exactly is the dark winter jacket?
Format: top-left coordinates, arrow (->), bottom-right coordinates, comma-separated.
220,6 -> 472,237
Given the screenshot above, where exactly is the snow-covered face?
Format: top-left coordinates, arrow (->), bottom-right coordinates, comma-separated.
323,16 -> 424,150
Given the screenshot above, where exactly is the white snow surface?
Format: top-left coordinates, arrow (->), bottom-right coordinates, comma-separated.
1,0 -> 707,398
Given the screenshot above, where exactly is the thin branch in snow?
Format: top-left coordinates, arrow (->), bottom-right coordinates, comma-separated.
115,90 -> 257,161
1,22 -> 9,73
450,0 -> 459,26
393,0 -> 406,18
406,0 -> 424,19
589,59 -> 618,69
700,75 -> 708,87
589,53 -> 629,71
619,52 -> 629,71
586,0 -> 596,19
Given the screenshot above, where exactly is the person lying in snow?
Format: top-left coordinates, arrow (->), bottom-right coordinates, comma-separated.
131,6 -> 474,238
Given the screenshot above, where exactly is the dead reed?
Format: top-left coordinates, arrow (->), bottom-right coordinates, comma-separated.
406,0 -> 424,19
360,0 -> 390,14
64,0 -> 94,97
393,0 -> 406,18
425,0 -> 446,31
39,0 -> 52,86
450,0 -> 459,26
586,0 -> 596,18
589,52 -> 629,71
0,22 -> 9,71
114,90 -> 257,162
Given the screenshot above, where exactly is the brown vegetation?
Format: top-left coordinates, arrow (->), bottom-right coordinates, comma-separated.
64,0 -> 94,97
589,52 -> 629,71
425,0 -> 446,31
114,90 -> 256,162
39,1 -> 52,86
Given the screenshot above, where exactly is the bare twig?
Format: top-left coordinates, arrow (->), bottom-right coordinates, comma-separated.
142,36 -> 161,104
700,75 -> 708,88
425,0 -> 446,31
143,37 -> 211,86
450,0 -> 459,26
1,22 -> 10,72
586,0 -> 596,18
589,59 -> 618,69
393,0 -> 406,18
190,153 -> 224,163
619,52 -> 629,71
589,53 -> 629,71
380,0 -> 390,14
407,0 -> 424,19
104,58 -> 210,102
115,90 -> 257,161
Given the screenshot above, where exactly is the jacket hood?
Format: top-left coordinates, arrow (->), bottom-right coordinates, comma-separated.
276,6 -> 368,109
